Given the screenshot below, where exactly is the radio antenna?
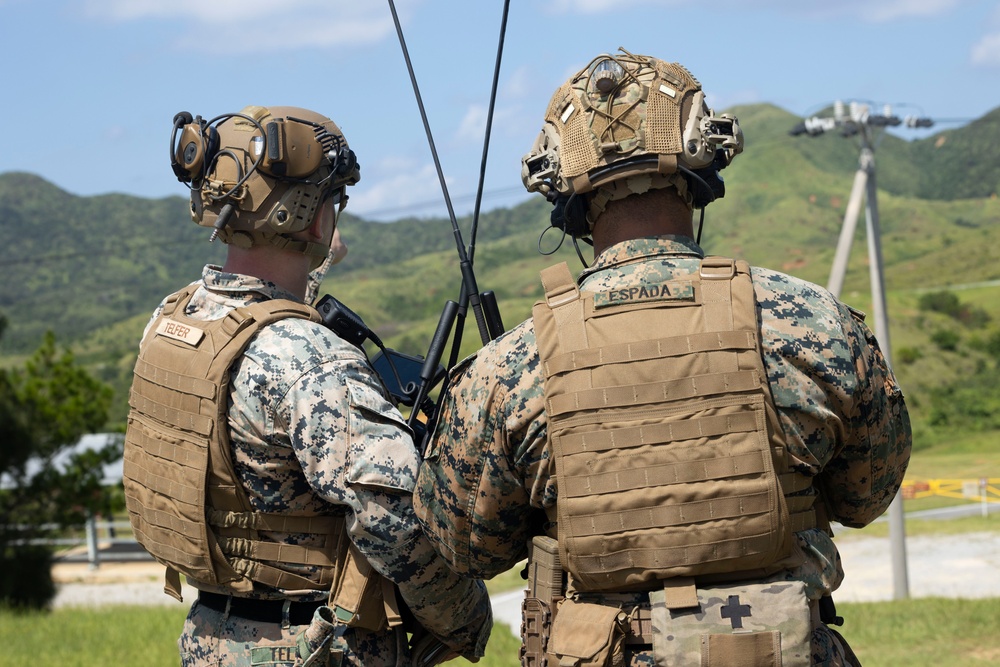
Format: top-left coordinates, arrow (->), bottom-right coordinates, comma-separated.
447,0 -> 509,366
387,0 -> 493,345
469,0 -> 510,264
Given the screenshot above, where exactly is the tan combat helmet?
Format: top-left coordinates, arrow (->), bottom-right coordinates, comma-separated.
521,48 -> 743,238
170,105 -> 360,266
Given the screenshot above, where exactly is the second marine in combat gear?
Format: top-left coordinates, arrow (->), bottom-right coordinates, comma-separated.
415,51 -> 910,667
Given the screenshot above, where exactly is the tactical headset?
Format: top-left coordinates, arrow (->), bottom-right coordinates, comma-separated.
521,49 -> 743,241
169,106 -> 360,258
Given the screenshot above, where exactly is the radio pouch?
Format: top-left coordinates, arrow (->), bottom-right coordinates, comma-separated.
650,580 -> 811,667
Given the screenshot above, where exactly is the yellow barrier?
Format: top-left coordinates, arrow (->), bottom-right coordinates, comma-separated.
900,478 -> 1000,502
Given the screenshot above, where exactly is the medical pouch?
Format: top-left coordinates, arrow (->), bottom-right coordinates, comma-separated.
650,580 -> 811,667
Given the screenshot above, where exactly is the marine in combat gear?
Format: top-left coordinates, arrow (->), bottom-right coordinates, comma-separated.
414,50 -> 910,667
123,105 -> 491,667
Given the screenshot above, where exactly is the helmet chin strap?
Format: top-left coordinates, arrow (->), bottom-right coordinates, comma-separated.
304,202 -> 344,304
266,234 -> 329,266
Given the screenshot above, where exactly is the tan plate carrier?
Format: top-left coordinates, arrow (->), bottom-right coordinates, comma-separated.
123,286 -> 397,631
531,257 -> 818,592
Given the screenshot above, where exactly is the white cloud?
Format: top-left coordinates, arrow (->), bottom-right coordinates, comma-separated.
84,0 -> 281,22
457,105 -> 487,142
348,159 -> 449,220
502,65 -> 535,99
852,0 -> 962,22
81,0 -> 414,53
456,100 -> 534,147
545,0 -> 963,22
545,0 -> 663,14
173,15 -> 393,53
102,125 -> 129,142
971,32 -> 1000,66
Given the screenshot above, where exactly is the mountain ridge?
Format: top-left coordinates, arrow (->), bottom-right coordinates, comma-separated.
2,103 -> 999,431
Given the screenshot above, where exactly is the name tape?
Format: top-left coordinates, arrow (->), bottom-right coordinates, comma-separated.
594,280 -> 695,308
156,318 -> 205,346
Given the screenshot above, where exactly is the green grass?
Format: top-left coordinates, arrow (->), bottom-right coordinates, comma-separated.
2,598 -> 997,667
0,603 -> 520,667
0,605 -> 187,665
905,444 -> 1000,480
484,565 -> 527,596
838,514 -> 999,540
453,622 -> 522,667
840,598 -> 1000,666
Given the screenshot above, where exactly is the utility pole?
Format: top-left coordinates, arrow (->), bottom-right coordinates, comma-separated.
791,101 -> 933,601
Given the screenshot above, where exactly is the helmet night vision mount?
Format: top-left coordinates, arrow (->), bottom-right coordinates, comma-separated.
170,105 -> 360,259
521,48 -> 744,240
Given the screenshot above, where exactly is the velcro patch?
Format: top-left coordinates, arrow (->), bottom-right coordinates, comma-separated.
155,317 -> 205,345
594,280 -> 694,308
250,645 -> 298,666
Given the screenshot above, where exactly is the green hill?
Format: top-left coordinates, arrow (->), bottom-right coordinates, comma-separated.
2,103 -> 999,454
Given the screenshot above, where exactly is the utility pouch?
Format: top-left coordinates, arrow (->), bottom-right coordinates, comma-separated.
296,606 -> 344,667
547,599 -> 627,667
650,580 -> 811,667
329,542 -> 391,631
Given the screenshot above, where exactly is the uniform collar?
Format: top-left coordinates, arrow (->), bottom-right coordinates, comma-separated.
201,265 -> 302,303
579,235 -> 705,280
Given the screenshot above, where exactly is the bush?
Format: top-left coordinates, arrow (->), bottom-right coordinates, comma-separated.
930,329 -> 960,351
918,290 -> 961,315
895,346 -> 922,365
918,290 -> 990,328
927,371 -> 1000,431
0,323 -> 116,612
0,545 -> 56,610
985,330 -> 1000,359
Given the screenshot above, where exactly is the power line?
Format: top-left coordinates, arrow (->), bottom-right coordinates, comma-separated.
790,97 -> 913,602
356,185 -> 526,220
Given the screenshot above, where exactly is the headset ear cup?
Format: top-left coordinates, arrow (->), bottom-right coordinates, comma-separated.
335,148 -> 357,179
172,121 -> 220,184
203,126 -> 220,179
172,122 -> 203,183
550,195 -> 589,238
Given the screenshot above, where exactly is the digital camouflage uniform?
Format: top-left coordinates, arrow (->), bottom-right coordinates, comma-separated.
144,265 -> 492,667
415,236 -> 911,666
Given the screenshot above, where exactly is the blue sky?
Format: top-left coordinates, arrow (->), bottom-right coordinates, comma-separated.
2,0 -> 998,221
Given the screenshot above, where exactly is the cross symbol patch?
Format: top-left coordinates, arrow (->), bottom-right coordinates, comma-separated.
720,595 -> 753,629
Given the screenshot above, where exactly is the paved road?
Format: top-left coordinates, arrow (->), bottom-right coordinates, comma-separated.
53,531 -> 1000,637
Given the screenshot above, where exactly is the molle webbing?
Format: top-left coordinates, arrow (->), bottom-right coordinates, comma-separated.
124,286 -> 341,599
531,259 -> 814,593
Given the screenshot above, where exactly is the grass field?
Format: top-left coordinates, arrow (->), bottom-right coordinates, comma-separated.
2,596 -> 998,667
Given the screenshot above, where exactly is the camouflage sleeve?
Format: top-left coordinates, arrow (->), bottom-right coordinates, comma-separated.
344,486 -> 492,658
817,305 -> 912,528
752,268 -> 911,529
273,323 -> 492,657
415,319 -> 550,580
